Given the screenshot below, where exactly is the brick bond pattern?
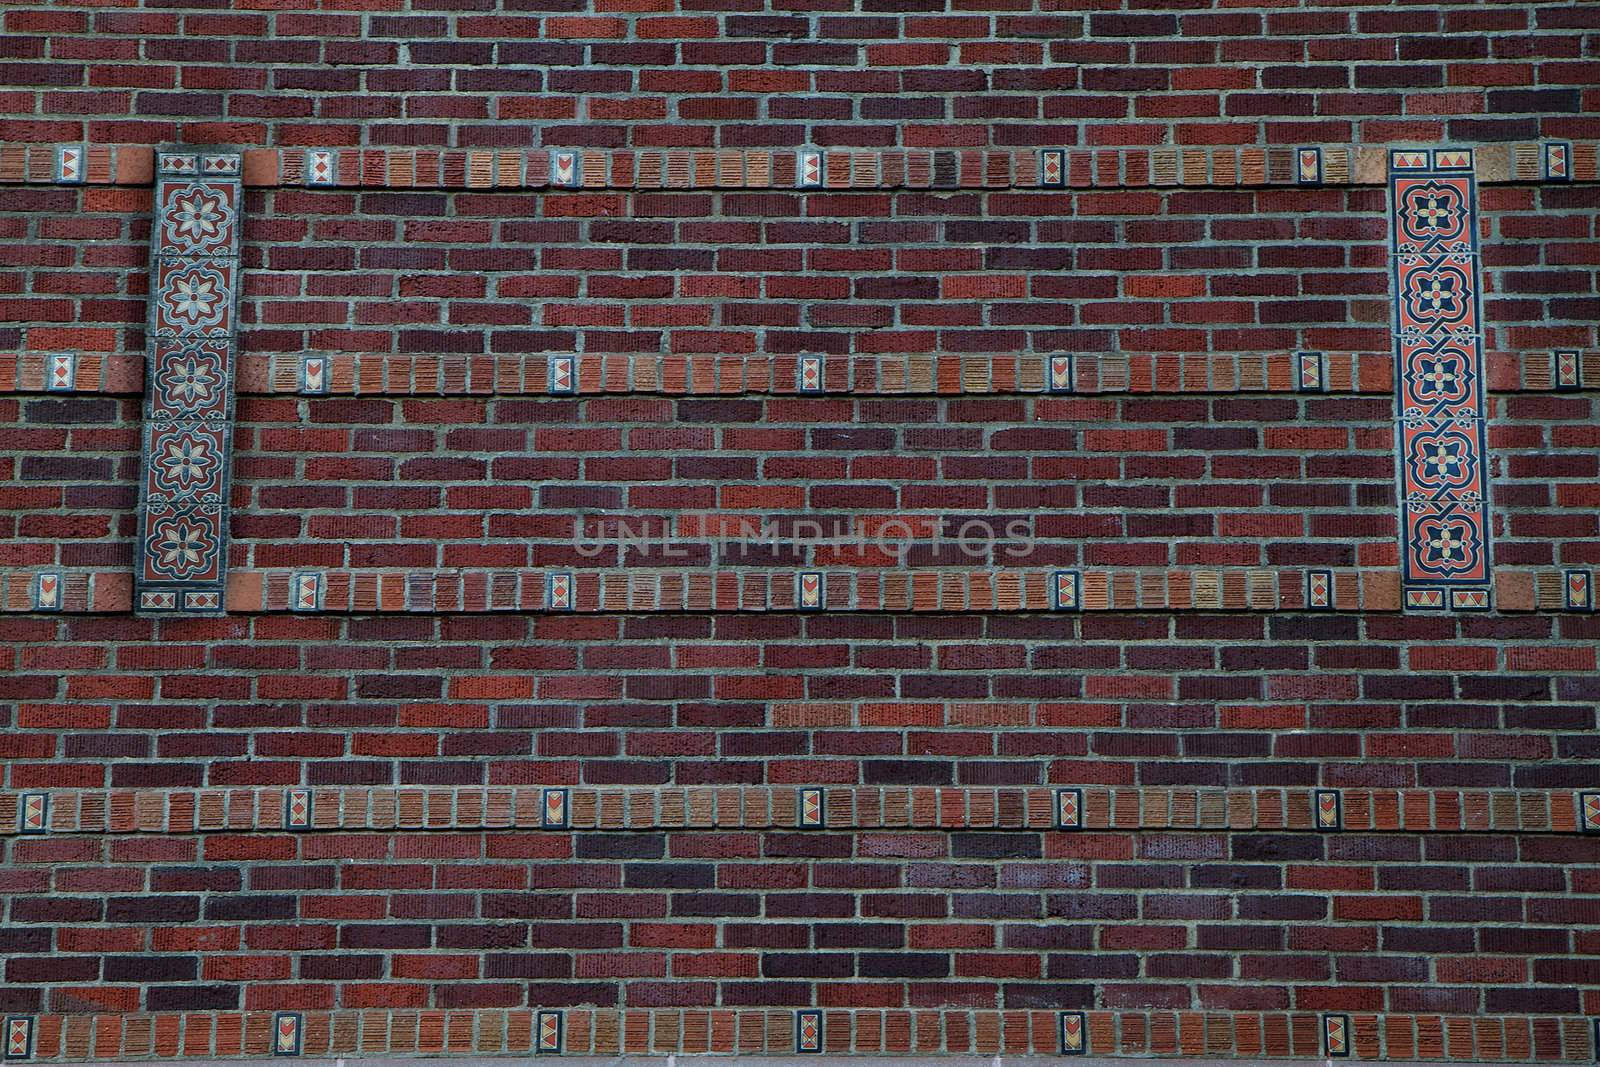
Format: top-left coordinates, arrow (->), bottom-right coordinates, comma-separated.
4,1 -> 1600,1061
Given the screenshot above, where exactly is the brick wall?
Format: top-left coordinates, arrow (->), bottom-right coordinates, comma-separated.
3,2 -> 1600,1062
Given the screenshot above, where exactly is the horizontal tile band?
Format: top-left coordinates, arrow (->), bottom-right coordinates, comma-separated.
2,787 -> 1590,837
2,568 -> 1591,615
4,351 -> 1594,398
6,1009 -> 1595,1061
2,141 -> 1597,190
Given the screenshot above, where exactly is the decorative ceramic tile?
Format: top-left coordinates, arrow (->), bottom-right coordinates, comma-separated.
799,788 -> 825,828
1052,570 -> 1080,612
1058,1011 -> 1086,1055
290,572 -> 321,612
1047,354 -> 1073,394
1391,152 -> 1491,607
1055,787 -> 1082,830
272,1012 -> 302,1056
147,422 -> 227,501
1296,146 -> 1321,185
1544,141 -> 1571,182
1566,570 -> 1593,613
798,150 -> 823,188
550,150 -> 580,188
141,151 -> 243,611
1040,149 -> 1064,187
547,572 -> 573,611
1313,789 -> 1341,830
1323,1013 -> 1350,1057
151,258 -> 236,338
798,354 -> 823,393
55,145 -> 84,184
1581,792 -> 1600,833
797,571 -> 823,610
154,180 -> 239,257
300,354 -> 328,395
1306,570 -> 1332,610
548,355 -> 575,395
1403,587 -> 1446,611
182,590 -> 221,611
31,572 -> 61,613
1295,350 -> 1323,392
536,1011 -> 562,1054
148,341 -> 231,420
796,1010 -> 822,1054
4,1017 -> 31,1061
1554,349 -> 1581,391
542,787 -> 569,829
306,150 -> 336,186
45,353 -> 75,392
285,788 -> 311,830
18,793 -> 48,834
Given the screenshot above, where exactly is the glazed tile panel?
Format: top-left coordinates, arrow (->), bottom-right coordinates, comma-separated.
1389,149 -> 1492,612
132,152 -> 243,614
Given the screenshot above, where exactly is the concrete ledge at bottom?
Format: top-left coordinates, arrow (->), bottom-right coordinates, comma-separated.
54,1059 -> 1451,1067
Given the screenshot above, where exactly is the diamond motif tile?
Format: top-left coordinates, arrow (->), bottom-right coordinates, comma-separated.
1305,570 -> 1332,610
1040,149 -> 1064,187
796,1010 -> 822,1054
547,572 -> 574,611
4,1017 -> 31,1061
306,149 -> 336,186
798,354 -> 823,393
45,353 -> 75,391
1554,349 -> 1581,391
1055,787 -> 1082,830
285,788 -> 311,830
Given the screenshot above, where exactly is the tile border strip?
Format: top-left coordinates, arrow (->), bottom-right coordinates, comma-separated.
1,567 -> 1593,615
7,351 -> 1595,398
1,1010 -> 1593,1061
1389,148 -> 1495,614
2,142 -> 1598,191
1,787 -> 1588,837
131,151 -> 244,617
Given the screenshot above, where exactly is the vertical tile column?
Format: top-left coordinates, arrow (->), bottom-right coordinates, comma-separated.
1389,148 -> 1493,612
134,151 -> 243,614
